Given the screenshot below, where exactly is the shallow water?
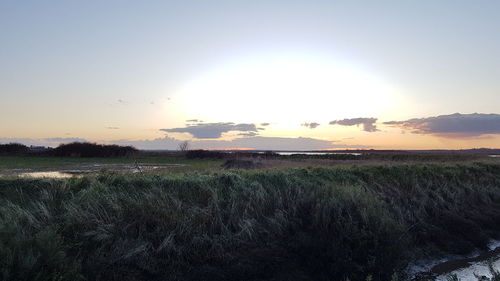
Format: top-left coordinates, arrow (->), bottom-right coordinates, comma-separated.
19,171 -> 80,178
0,163 -> 188,178
435,259 -> 500,281
409,240 -> 500,280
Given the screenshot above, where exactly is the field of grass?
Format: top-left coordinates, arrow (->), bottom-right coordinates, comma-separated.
0,155 -> 223,174
1,163 -> 500,281
1,151 -> 497,176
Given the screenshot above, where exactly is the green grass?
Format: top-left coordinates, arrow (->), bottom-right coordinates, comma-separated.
0,155 -> 223,172
1,163 -> 500,281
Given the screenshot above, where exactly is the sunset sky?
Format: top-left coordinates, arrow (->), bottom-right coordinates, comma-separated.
1,0 -> 500,150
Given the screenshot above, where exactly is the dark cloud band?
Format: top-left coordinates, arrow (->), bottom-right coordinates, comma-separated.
161,122 -> 260,139
384,113 -> 500,137
329,118 -> 378,132
113,136 -> 364,150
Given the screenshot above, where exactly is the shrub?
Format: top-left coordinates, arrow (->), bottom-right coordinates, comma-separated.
185,149 -> 225,159
0,143 -> 29,155
53,142 -> 138,157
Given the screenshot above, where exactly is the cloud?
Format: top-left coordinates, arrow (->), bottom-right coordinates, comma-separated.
43,137 -> 88,143
3,136 -> 368,151
186,119 -> 202,122
260,123 -> 270,126
111,137 -> 182,150
161,122 -> 260,139
107,127 -> 120,130
383,113 -> 500,137
128,136 -> 362,150
238,132 -> 259,137
207,136 -> 356,150
301,122 -> 320,129
329,117 -> 378,132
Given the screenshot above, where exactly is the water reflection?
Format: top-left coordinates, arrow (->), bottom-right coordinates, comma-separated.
14,164 -> 187,178
19,171 -> 79,178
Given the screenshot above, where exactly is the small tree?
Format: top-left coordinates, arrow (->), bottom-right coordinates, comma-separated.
178,140 -> 190,152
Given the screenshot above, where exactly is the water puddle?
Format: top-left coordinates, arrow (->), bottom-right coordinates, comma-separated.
409,240 -> 500,280
435,259 -> 500,281
19,171 -> 82,178
7,163 -> 188,178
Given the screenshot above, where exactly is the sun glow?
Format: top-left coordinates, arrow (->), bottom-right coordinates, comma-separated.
175,54 -> 399,126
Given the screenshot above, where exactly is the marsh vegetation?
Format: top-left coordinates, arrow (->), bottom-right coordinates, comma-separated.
1,163 -> 499,281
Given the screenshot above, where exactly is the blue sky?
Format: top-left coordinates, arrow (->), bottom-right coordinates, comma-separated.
1,0 -> 500,149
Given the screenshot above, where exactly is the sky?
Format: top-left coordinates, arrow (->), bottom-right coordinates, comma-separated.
1,0 -> 500,150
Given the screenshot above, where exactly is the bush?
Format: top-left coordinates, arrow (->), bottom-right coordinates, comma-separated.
53,142 -> 138,157
185,149 -> 225,159
0,143 -> 29,155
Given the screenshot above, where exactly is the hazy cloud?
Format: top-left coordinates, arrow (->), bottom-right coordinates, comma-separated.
301,122 -> 320,129
107,127 -> 120,130
0,137 -> 88,147
111,137 -> 182,150
383,113 -> 500,137
238,132 -> 259,137
329,118 -> 378,132
214,136 -> 354,150
111,135 -> 367,150
0,138 -> 47,146
186,119 -> 202,122
43,137 -> 88,143
260,123 -> 270,126
161,122 -> 260,139
4,136 -> 368,151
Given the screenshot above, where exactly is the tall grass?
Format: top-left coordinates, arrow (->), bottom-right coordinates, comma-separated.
1,163 -> 500,281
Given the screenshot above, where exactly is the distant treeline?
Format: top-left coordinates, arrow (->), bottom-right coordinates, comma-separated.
0,143 -> 30,155
184,149 -> 483,162
53,142 -> 137,157
185,149 -> 226,159
0,142 -> 137,157
185,149 -> 278,159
